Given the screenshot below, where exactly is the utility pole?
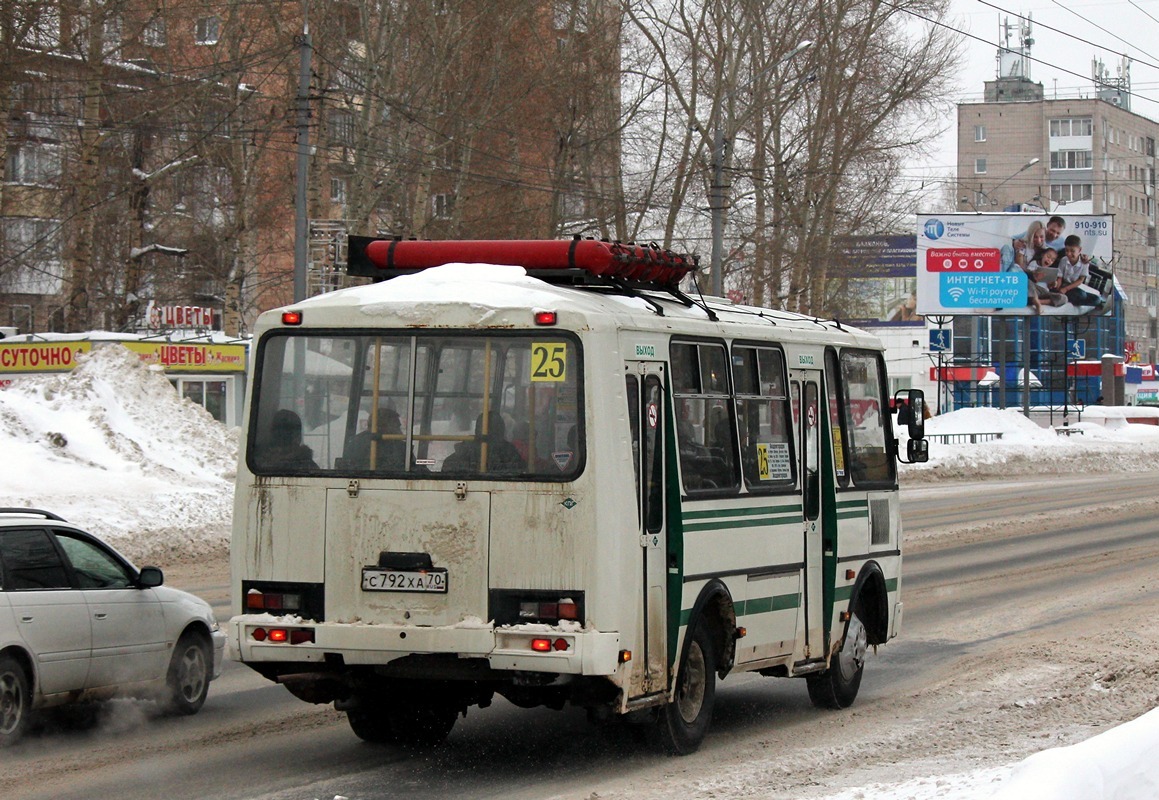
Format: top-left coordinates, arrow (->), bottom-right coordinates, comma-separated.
293,0 -> 311,304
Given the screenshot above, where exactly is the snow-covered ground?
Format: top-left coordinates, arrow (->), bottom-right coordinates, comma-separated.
1,345 -> 1157,799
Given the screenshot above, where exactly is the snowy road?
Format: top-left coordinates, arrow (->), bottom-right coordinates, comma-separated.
7,472 -> 1159,800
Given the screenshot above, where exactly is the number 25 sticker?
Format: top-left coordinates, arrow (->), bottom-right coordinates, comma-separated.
531,342 -> 567,382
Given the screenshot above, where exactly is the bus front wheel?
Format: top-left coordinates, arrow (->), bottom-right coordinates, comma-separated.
807,602 -> 867,709
653,623 -> 716,755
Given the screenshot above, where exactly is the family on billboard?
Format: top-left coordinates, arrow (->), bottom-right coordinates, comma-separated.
915,213 -> 1115,317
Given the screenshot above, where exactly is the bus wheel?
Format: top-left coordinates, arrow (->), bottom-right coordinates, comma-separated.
346,702 -> 395,744
653,623 -> 716,755
807,602 -> 867,710
386,700 -> 457,749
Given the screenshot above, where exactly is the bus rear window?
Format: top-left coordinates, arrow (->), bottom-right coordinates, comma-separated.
248,332 -> 583,480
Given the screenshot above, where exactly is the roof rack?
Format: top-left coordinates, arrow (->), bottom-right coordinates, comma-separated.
0,508 -> 67,521
347,236 -> 699,290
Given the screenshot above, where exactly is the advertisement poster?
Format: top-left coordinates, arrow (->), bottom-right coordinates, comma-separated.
832,235 -> 920,325
915,214 -> 1114,317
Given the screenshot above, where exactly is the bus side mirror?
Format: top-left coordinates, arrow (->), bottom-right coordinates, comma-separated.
906,438 -> 929,463
893,389 -> 926,440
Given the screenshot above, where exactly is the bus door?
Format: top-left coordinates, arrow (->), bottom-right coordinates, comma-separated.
625,362 -> 667,696
790,372 -> 825,659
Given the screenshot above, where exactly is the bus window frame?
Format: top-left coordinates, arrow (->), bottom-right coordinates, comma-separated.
670,337 -> 740,497
729,340 -> 796,495
834,347 -> 897,490
246,328 -> 586,482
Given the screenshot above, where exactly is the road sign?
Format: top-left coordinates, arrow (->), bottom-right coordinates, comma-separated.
1067,339 -> 1086,360
929,329 -> 952,353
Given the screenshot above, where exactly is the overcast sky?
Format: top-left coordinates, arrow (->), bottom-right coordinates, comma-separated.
912,0 -> 1159,185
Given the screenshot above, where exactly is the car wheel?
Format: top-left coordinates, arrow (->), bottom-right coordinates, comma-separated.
807,601 -> 867,710
653,623 -> 716,755
164,632 -> 211,715
0,655 -> 32,747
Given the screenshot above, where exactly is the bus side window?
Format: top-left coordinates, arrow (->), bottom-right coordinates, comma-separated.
672,341 -> 739,493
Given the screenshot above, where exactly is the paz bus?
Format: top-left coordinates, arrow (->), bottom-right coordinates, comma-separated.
228,238 -> 928,754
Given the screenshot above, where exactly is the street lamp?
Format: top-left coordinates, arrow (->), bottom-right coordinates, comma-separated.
704,40 -> 813,296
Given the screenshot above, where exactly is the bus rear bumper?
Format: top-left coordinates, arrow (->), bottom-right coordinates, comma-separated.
229,617 -> 622,676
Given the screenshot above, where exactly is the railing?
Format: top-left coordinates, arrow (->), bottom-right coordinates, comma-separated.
924,432 -> 1004,444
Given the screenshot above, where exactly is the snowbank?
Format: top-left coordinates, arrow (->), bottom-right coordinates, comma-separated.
0,344 -> 237,564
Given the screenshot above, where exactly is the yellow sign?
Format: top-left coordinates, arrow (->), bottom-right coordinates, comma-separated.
0,341 -> 91,373
530,342 -> 567,382
120,342 -> 247,372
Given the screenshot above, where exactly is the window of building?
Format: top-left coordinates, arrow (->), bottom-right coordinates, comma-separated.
329,111 -> 354,146
974,158 -> 987,174
103,15 -> 122,50
1049,118 -> 1093,137
974,125 -> 986,142
5,143 -> 61,186
432,193 -> 455,219
143,17 -> 166,47
552,1 -> 589,32
195,16 -> 219,45
1050,150 -> 1092,170
0,217 -> 63,295
330,177 -> 347,205
18,3 -> 60,49
1049,184 -> 1092,204
9,305 -> 32,332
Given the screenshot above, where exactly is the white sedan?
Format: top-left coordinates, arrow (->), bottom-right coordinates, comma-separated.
0,508 -> 226,746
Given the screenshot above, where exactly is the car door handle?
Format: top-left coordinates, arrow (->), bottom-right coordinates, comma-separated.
20,615 -> 33,623
94,612 -> 108,620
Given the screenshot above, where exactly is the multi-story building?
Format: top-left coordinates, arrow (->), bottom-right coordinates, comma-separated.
1,0 -> 622,336
956,30 -> 1156,366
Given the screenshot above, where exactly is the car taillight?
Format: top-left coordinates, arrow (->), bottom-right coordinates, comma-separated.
245,589 -> 302,613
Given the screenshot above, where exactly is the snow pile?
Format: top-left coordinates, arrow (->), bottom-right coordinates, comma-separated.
0,344 -> 237,564
816,707 -> 1159,800
899,406 -> 1159,481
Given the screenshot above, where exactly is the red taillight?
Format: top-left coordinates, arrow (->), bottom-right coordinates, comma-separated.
245,590 -> 301,613
553,638 -> 569,652
530,638 -> 552,652
534,310 -> 557,325
250,627 -> 314,644
289,629 -> 315,645
518,599 -> 579,622
281,310 -> 303,325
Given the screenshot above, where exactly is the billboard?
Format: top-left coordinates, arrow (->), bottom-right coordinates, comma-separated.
916,214 -> 1114,317
831,235 -> 920,325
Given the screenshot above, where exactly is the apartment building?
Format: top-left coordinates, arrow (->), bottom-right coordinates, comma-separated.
1,0 -> 621,335
957,73 -> 1158,364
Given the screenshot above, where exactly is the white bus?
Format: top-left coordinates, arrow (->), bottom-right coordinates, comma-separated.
229,238 -> 927,754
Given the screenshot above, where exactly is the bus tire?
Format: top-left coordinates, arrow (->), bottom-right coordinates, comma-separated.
346,699 -> 395,743
653,623 -> 716,755
807,600 -> 867,710
386,700 -> 457,748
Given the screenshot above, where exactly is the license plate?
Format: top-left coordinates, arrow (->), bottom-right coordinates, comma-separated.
361,567 -> 448,593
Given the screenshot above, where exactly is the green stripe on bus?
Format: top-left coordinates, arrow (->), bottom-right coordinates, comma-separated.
680,592 -> 800,626
682,504 -> 800,521
683,515 -> 801,533
835,499 -> 868,509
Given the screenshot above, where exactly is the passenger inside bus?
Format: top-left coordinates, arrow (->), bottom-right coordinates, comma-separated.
342,404 -> 407,470
442,411 -> 523,473
264,409 -> 319,470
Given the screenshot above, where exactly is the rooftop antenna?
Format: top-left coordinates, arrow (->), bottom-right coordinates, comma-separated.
997,13 -> 1033,81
